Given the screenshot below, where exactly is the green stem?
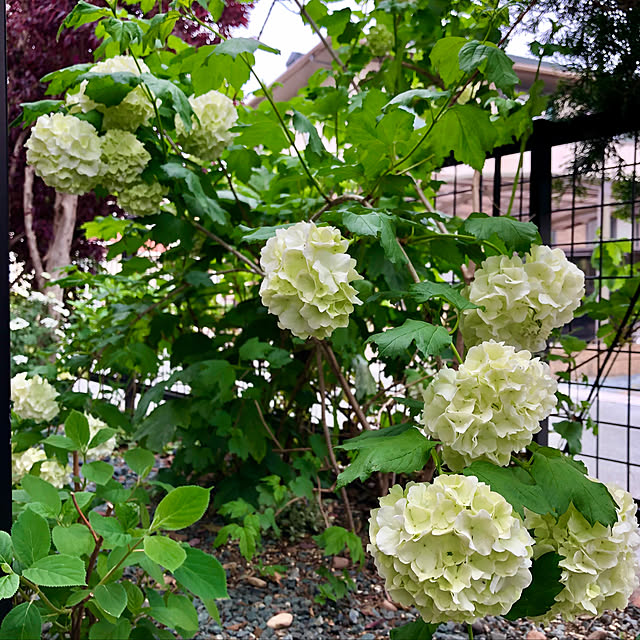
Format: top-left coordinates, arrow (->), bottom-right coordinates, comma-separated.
506,136 -> 526,217
411,233 -> 503,256
431,448 -> 443,476
468,623 -> 474,640
450,343 -> 463,365
21,576 -> 71,615
95,538 -> 144,588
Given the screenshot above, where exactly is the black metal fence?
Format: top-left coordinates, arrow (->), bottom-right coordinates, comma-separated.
434,113 -> 640,498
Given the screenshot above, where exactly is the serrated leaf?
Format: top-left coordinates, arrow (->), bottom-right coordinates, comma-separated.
141,74 -> 192,130
76,71 -> 141,107
57,1 -> 111,38
151,486 -> 210,531
292,110 -> 326,157
462,461 -> 553,519
22,554 -> 87,587
214,37 -> 279,60
529,447 -> 618,526
0,532 -> 12,564
408,280 -> 478,310
65,410 -> 91,451
463,212 -> 540,253
459,41 -> 519,91
21,474 -> 61,517
14,100 -> 62,129
173,547 -> 228,599
240,223 -> 295,243
12,510 -> 50,568
52,524 -> 95,557
89,512 -> 133,548
385,88 -> 448,109
124,448 -> 155,478
429,36 -> 466,86
0,574 -> 19,600
336,424 -> 438,487
42,63 -> 94,96
102,18 -> 144,53
552,420 -> 583,455
367,319 -> 452,358
144,535 -> 186,572
0,601 -> 41,639
505,552 -> 564,620
390,618 -> 438,639
82,461 -> 114,485
149,593 -> 199,633
94,582 -> 128,618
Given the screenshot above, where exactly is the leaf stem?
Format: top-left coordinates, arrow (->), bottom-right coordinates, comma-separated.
431,448 -> 443,476
20,576 -> 71,615
450,343 -> 463,365
468,623 -> 474,640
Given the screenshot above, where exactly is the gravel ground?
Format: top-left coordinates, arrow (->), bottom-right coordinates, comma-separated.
189,536 -> 640,640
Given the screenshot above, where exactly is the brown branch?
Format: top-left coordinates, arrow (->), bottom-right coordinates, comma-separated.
254,400 -> 284,450
400,61 -> 445,89
310,194 -> 368,222
318,340 -> 371,431
71,492 -> 99,543
22,166 -> 45,291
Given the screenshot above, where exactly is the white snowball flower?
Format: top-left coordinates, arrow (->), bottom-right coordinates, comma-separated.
422,341 -> 557,471
461,245 -> 585,353
13,355 -> 28,365
116,180 -> 168,217
100,130 -> 151,193
12,447 -> 46,484
85,413 -> 117,462
25,113 -> 102,195
40,459 -> 72,489
525,481 -> 640,621
11,372 -> 59,422
368,476 -> 534,624
92,56 -> 154,131
259,222 -> 363,340
175,90 -> 237,162
65,79 -> 98,115
10,317 -> 29,331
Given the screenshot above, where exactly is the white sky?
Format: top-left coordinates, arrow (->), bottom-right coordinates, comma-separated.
237,0 -> 540,94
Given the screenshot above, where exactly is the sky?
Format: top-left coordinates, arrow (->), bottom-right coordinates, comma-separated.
236,0 -> 541,94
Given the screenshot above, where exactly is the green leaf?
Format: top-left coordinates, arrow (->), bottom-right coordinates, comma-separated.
124,582 -> 144,613
0,601 -> 42,639
42,63 -> 93,96
390,618 -> 438,639
342,210 -> 383,237
292,110 -> 326,157
214,37 -> 279,60
0,532 -> 12,564
463,461 -> 553,519
367,319 -> 452,358
429,36 -> 466,86
173,547 -> 228,600
41,435 -> 77,450
21,474 -> 61,517
88,618 -> 131,640
102,18 -> 144,53
151,486 -> 210,531
144,535 -> 187,572
12,510 -> 50,567
462,212 -> 541,253
82,461 -> 115,486
65,410 -> 91,451
22,554 -> 87,587
505,552 -> 564,620
0,574 -> 19,600
552,420 -> 583,455
94,582 -> 128,618
89,512 -> 134,548
408,281 -> 478,310
385,88 -> 448,109
14,100 -> 62,129
432,105 -> 497,171
529,446 -> 618,527
240,223 -> 295,244
52,524 -> 96,557
88,427 -> 117,451
124,448 -> 155,478
559,335 -> 588,354
149,593 -> 199,633
336,424 -> 438,488
141,74 -> 192,130
459,41 -> 519,91
57,1 -> 112,38
77,71 -> 141,107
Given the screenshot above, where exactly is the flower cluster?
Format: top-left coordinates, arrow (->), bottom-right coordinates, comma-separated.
175,90 -> 237,162
525,482 -> 640,620
368,476 -> 534,623
12,447 -> 46,484
11,372 -> 59,422
100,130 -> 151,193
367,24 -> 394,57
116,180 -> 168,217
25,113 -> 102,195
40,459 -> 72,489
461,245 -> 585,353
422,341 -> 557,471
92,55 -> 154,131
85,413 -> 117,462
259,222 -> 363,339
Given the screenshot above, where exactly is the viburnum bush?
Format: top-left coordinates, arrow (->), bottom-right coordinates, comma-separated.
10,0 -> 640,638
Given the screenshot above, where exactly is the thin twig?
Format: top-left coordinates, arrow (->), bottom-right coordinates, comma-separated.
316,348 -> 356,533
310,194 -> 367,222
318,341 -> 371,431
396,239 -> 420,284
316,475 -> 330,528
71,492 -> 100,543
254,400 -> 284,450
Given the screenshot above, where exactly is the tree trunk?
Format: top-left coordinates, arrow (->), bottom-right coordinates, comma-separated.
22,165 -> 46,291
44,192 -> 78,303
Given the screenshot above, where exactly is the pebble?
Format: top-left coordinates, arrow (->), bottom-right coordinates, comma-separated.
586,631 -> 607,640
348,609 -> 359,624
526,631 -> 546,640
246,576 -> 267,588
266,612 -> 293,630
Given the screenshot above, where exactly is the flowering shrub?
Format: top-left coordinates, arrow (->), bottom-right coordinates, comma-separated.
176,90 -> 238,162
10,372 -> 59,422
422,341 -> 557,470
368,477 -> 534,623
461,245 -> 585,352
525,481 -> 640,620
99,129 -> 151,193
259,222 -> 363,339
25,113 -> 102,194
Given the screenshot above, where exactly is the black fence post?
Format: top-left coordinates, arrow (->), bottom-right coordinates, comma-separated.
530,141 -> 552,447
492,155 -> 502,217
0,0 -> 12,622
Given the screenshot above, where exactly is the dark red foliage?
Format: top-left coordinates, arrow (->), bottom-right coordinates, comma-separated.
8,0 -> 253,276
